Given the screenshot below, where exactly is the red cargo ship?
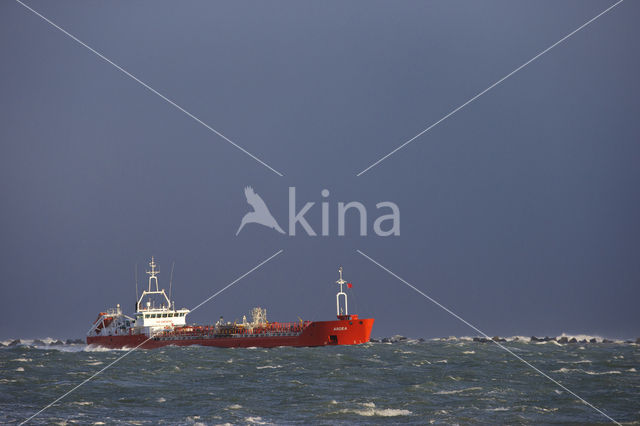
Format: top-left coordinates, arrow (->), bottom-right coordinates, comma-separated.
87,258 -> 374,349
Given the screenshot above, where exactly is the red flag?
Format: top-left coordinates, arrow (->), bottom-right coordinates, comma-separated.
347,282 -> 353,288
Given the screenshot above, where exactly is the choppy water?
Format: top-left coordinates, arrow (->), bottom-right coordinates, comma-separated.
1,338 -> 639,425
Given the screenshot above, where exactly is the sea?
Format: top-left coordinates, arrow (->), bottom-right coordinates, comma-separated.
1,336 -> 638,425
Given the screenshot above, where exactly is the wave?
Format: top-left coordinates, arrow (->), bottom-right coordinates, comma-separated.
429,334 -> 633,344
338,407 -> 412,417
549,333 -> 628,344
552,367 -> 622,375
435,386 -> 483,395
244,416 -> 268,424
1,337 -> 86,351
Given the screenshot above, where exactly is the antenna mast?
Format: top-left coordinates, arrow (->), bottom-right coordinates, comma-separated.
146,257 -> 159,291
336,266 -> 348,317
134,263 -> 139,309
169,261 -> 175,301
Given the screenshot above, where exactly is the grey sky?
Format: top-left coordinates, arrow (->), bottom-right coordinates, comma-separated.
1,0 -> 638,340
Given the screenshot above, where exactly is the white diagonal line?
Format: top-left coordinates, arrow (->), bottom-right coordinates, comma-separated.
356,0 -> 624,176
190,249 -> 283,312
14,0 -> 284,177
20,249 -> 284,425
356,249 -> 621,425
19,334 -> 152,426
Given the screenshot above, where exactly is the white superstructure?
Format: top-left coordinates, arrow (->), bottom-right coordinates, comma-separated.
87,257 -> 190,337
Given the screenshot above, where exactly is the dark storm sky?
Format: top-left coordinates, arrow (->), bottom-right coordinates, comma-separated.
1,0 -> 638,340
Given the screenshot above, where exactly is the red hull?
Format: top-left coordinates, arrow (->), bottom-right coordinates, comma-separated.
87,318 -> 374,349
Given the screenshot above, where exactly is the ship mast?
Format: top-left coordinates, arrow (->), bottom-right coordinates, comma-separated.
336,266 -> 348,318
146,257 -> 160,291
137,256 -> 171,311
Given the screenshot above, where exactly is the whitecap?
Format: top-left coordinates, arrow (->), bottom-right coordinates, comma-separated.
435,359 -> 448,363
360,402 -> 376,407
228,404 -> 242,410
339,408 -> 411,417
553,367 -> 621,375
558,359 -> 592,364
157,397 -> 166,403
256,365 -> 282,370
86,361 -> 103,366
244,416 -> 267,424
486,407 -> 509,411
552,367 -> 577,373
11,358 -> 32,362
536,340 -> 562,346
462,350 -> 475,354
435,387 -> 482,395
15,367 -> 24,372
533,406 -> 559,413
628,368 -> 637,372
